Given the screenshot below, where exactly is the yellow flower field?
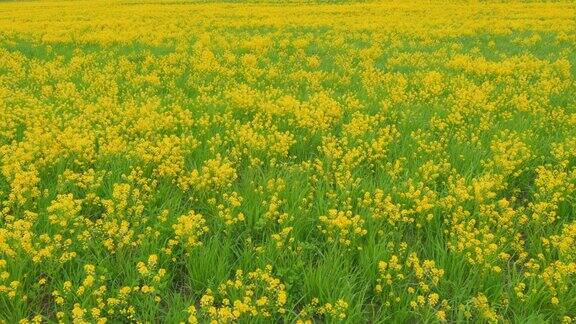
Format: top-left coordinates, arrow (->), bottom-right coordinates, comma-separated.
0,0 -> 575,322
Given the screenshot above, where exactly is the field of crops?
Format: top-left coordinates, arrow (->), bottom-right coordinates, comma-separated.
0,1 -> 575,323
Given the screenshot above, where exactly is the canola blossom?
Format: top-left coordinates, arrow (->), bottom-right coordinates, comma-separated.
0,1 -> 575,323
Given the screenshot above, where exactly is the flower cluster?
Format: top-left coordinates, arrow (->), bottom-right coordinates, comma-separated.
194,266 -> 288,322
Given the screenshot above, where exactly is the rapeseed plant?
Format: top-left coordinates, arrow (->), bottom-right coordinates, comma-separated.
0,0 -> 575,322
